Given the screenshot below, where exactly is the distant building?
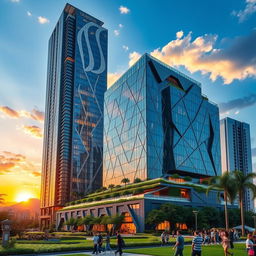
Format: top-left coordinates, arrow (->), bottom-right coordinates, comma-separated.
40,3 -> 107,228
220,117 -> 254,212
103,53 -> 221,187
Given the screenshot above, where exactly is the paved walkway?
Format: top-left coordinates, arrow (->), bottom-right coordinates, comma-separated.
39,253 -> 150,256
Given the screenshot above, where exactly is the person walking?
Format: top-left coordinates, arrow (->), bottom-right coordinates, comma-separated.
161,231 -> 166,246
191,231 -> 204,256
105,231 -> 113,255
92,233 -> 99,255
98,232 -> 103,253
229,229 -> 234,249
173,230 -> 184,256
221,231 -> 233,256
246,233 -> 255,255
115,231 -> 124,256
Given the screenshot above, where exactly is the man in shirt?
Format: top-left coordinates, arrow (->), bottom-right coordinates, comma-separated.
92,233 -> 99,255
192,231 -> 204,256
173,230 -> 185,256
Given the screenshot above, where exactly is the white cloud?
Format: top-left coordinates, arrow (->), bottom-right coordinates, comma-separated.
129,51 -> 142,67
122,45 -> 129,51
119,6 -> 130,14
10,0 -> 20,2
27,11 -> 32,16
37,16 -> 50,24
233,0 -> 256,22
119,24 -> 124,28
176,31 -> 184,39
114,30 -> 120,36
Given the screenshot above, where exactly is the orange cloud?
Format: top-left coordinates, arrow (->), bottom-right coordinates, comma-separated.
22,125 -> 43,138
128,30 -> 256,84
0,106 -> 19,118
0,106 -> 44,122
0,152 -> 26,175
107,73 -> 122,88
32,171 -> 41,177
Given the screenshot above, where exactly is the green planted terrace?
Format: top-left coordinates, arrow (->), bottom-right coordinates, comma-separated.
63,177 -> 219,210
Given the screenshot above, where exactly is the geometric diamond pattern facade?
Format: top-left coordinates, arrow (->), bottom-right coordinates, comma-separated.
103,54 -> 221,187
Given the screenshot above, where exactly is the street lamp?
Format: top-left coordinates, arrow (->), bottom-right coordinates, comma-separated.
193,210 -> 199,231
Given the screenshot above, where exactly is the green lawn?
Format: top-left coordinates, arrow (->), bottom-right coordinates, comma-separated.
125,243 -> 246,256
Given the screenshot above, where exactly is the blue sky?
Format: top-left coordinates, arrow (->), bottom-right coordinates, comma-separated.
0,0 -> 256,201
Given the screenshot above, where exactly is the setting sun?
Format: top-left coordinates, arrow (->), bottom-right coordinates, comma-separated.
15,192 -> 34,202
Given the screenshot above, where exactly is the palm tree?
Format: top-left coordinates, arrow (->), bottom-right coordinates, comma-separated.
206,172 -> 237,230
121,178 -> 130,187
0,194 -> 6,205
232,170 -> 256,236
108,184 -> 115,191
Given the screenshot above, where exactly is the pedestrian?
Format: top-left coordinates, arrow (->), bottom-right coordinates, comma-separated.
98,232 -> 103,253
252,235 -> 256,256
229,229 -> 234,249
165,232 -> 170,244
191,231 -> 203,256
92,232 -> 99,255
161,231 -> 166,246
246,233 -> 255,255
221,231 -> 233,256
210,229 -> 215,244
115,231 -> 124,256
173,230 -> 184,256
105,231 -> 112,255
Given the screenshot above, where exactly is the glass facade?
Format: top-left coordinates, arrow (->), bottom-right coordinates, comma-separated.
103,54 -> 221,187
40,4 -> 107,227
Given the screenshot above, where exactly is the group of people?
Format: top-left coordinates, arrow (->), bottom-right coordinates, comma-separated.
92,231 -> 125,255
173,229 -> 235,256
201,229 -> 239,246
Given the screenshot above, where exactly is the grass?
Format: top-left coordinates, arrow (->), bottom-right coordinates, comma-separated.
61,254 -> 90,256
125,243 -> 246,256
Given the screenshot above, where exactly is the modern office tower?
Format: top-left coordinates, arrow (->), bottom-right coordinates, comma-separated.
103,54 -> 221,187
220,117 -> 254,211
40,3 -> 107,228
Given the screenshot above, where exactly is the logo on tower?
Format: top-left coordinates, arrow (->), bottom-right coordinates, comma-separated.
77,22 -> 106,75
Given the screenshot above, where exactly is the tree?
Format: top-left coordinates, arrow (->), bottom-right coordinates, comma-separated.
145,209 -> 166,230
232,170 -> 256,236
82,215 -> 95,233
64,217 -> 77,231
108,214 -> 124,234
121,178 -> 130,187
108,184 -> 115,191
0,194 -> 6,205
134,178 -> 142,183
160,203 -> 185,230
206,172 -> 237,230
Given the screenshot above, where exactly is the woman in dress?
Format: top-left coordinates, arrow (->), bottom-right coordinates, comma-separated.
222,231 -> 233,256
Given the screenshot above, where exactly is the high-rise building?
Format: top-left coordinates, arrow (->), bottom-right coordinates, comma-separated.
220,117 -> 254,211
40,3 -> 107,228
103,54 -> 221,186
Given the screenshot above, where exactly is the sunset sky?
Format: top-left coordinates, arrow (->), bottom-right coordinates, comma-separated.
0,0 -> 256,203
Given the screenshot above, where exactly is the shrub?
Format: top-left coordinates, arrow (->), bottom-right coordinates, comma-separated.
133,188 -> 144,194
82,198 -> 88,203
104,194 -> 111,199
115,185 -> 121,188
95,196 -> 102,201
171,173 -> 180,179
113,192 -> 120,197
184,176 -> 192,181
134,178 -> 142,183
122,190 -> 130,196
70,201 -> 76,205
87,198 -> 93,202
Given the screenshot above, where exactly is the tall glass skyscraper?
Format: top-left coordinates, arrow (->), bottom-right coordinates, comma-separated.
40,4 -> 107,227
220,117 -> 254,211
103,54 -> 221,186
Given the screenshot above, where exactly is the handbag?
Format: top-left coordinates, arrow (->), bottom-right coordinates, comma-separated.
248,248 -> 255,256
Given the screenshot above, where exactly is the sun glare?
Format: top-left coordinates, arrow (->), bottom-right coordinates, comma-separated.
16,192 -> 33,202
